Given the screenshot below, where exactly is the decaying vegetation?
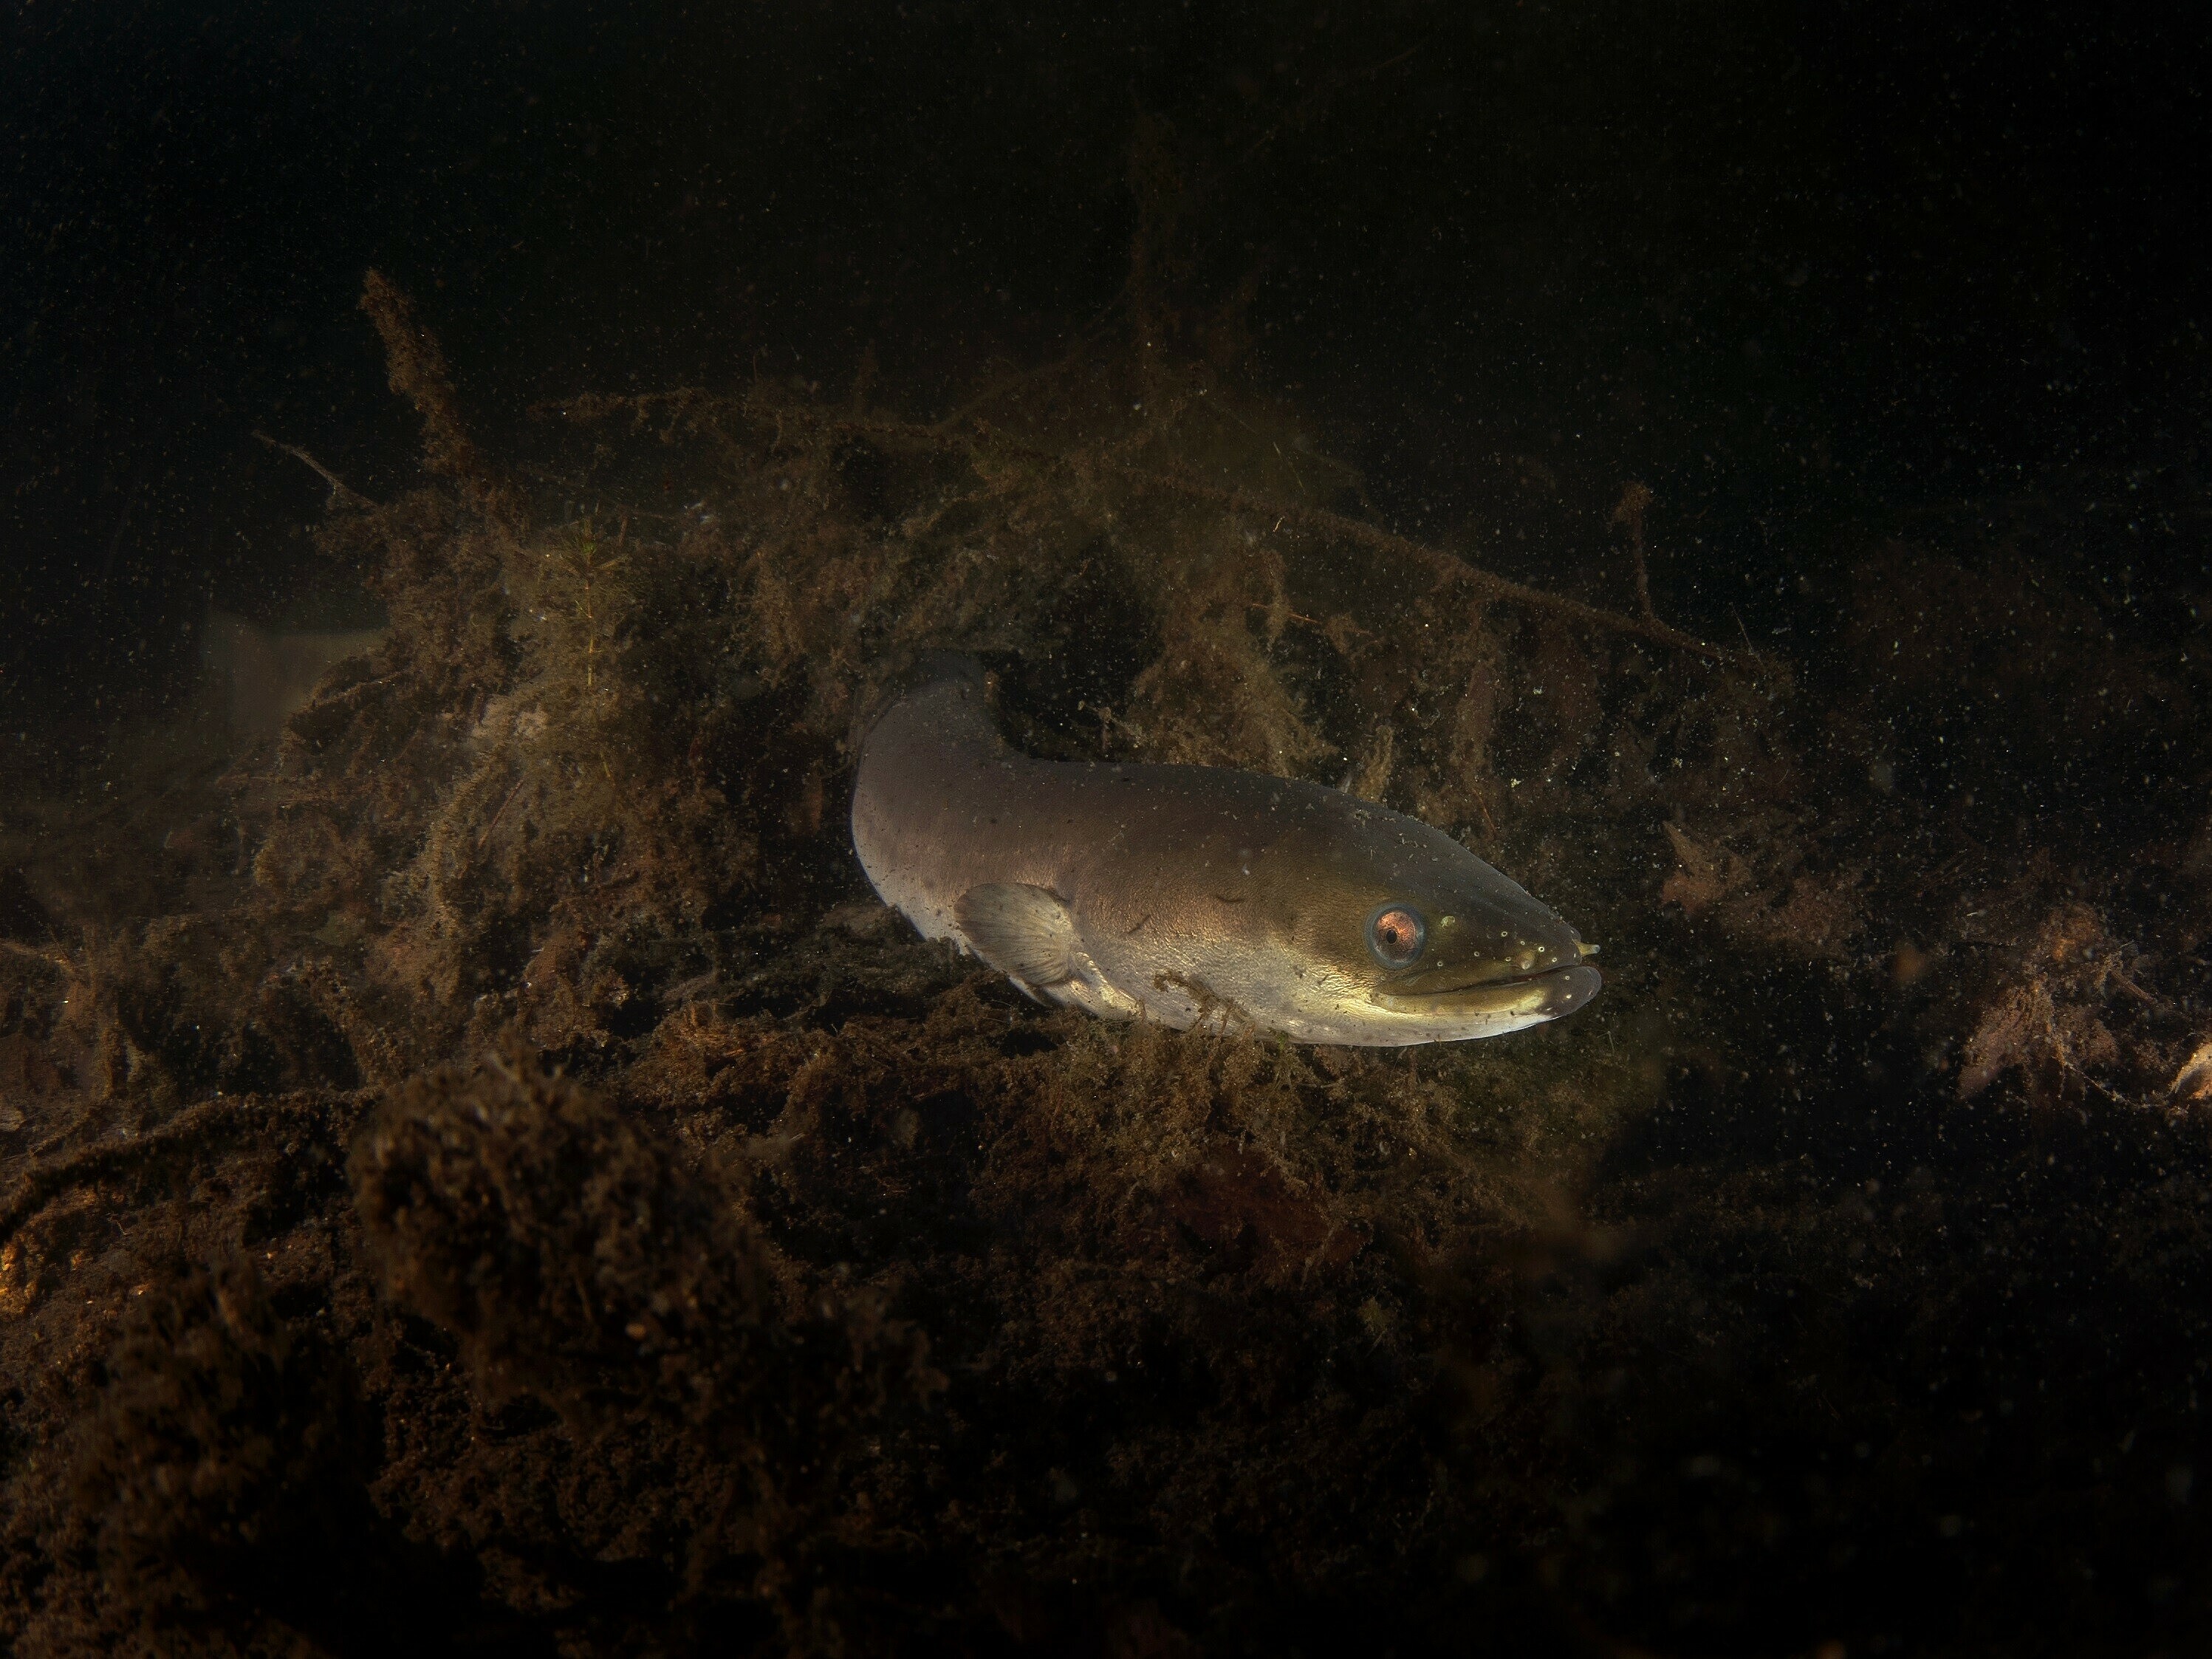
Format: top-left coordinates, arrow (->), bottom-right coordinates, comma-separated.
1,273 -> 2209,1656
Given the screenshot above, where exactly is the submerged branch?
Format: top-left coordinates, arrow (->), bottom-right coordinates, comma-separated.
1111,455 -> 1725,660
540,390 -> 1725,660
360,270 -> 519,527
0,1090 -> 367,1248
253,429 -> 374,513
812,402 -> 1725,660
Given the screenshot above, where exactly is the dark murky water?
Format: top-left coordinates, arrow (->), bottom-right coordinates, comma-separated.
3,7 -> 2209,1655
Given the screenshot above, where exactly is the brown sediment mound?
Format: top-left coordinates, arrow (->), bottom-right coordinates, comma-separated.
47,1254 -> 371,1651
1,278 -> 2211,1655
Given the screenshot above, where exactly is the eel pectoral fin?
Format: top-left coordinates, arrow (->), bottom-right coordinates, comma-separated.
956,882 -> 1080,988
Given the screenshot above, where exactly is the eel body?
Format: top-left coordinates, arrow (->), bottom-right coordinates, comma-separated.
850,657 -> 1600,1046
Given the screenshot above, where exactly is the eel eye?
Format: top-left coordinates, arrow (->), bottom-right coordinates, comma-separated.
1368,904 -> 1427,968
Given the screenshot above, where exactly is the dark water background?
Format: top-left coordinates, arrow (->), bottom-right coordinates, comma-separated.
7,2 -> 2205,727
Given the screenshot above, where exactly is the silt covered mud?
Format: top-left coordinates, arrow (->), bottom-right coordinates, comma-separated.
1,277 -> 2211,1656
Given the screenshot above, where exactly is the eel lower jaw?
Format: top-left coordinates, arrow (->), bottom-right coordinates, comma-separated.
1369,962 -> 1602,1021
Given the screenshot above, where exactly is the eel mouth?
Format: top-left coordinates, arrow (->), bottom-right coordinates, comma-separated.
1370,962 -> 1602,1021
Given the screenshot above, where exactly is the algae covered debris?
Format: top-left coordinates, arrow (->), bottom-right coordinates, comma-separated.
1,273 -> 2210,1658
